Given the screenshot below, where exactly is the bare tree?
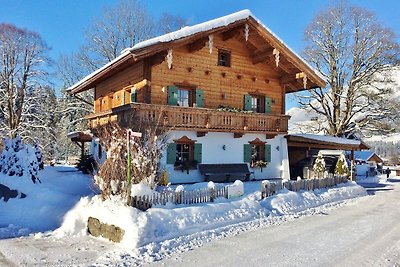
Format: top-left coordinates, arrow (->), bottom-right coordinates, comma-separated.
0,23 -> 50,139
158,12 -> 187,34
78,0 -> 156,70
297,2 -> 400,137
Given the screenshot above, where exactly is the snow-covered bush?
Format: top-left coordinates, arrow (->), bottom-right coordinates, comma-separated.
313,154 -> 326,178
0,136 -> 44,183
335,154 -> 349,176
92,120 -> 168,202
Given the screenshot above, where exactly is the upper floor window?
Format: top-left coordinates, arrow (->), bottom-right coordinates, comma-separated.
251,95 -> 263,113
177,89 -> 191,107
168,85 -> 204,108
218,50 -> 231,67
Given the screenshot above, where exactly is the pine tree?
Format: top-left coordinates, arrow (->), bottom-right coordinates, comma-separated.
313,155 -> 326,178
335,154 -> 349,176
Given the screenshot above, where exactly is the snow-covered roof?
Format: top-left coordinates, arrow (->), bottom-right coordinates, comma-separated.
289,134 -> 361,146
68,10 -> 325,94
126,10 -> 251,53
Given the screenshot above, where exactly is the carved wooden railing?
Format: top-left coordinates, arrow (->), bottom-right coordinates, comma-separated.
86,103 -> 289,134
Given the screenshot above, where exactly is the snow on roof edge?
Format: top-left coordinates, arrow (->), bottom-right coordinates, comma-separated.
68,9 -> 325,92
128,10 -> 252,52
290,133 -> 361,146
67,50 -> 131,92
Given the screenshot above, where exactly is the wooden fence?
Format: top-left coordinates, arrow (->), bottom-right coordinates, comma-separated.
261,176 -> 348,199
130,186 -> 227,211
130,176 -> 348,211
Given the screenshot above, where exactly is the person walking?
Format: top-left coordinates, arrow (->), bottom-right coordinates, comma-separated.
386,167 -> 391,179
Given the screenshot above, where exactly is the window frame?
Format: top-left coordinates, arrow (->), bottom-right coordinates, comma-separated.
218,49 -> 231,67
176,88 -> 192,107
250,93 -> 265,113
249,138 -> 266,162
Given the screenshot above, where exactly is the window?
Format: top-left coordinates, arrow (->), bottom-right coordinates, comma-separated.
218,50 -> 231,67
251,96 -> 263,113
244,138 -> 271,163
177,89 -> 191,107
176,143 -> 192,162
166,136 -> 203,171
244,94 -> 271,113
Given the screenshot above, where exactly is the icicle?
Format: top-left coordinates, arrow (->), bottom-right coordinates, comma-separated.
273,48 -> 280,67
208,34 -> 213,54
303,75 -> 308,89
167,49 -> 173,69
244,23 -> 249,42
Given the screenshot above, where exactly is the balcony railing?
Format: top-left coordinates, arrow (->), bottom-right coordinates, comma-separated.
86,103 -> 289,134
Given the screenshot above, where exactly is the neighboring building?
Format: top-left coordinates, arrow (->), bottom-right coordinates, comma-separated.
353,150 -> 384,165
68,10 -> 325,183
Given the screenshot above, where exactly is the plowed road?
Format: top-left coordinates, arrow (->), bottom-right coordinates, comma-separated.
146,179 -> 400,267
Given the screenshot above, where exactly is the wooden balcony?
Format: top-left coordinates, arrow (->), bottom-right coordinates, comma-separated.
86,103 -> 289,135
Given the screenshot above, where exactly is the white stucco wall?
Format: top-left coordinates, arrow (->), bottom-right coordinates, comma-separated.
161,131 -> 290,184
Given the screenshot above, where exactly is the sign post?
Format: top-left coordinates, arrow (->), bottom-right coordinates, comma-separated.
126,129 -> 142,185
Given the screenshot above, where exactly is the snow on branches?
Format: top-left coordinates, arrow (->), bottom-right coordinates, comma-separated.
313,155 -> 326,179
0,136 -> 44,183
92,118 -> 168,203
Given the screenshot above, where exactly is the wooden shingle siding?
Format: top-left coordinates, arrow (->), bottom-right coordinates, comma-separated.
95,61 -> 144,101
150,34 -> 284,114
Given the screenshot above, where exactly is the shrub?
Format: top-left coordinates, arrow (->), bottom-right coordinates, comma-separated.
0,136 -> 43,183
92,118 -> 168,202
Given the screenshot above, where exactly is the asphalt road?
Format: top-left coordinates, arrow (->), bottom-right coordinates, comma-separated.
146,178 -> 400,267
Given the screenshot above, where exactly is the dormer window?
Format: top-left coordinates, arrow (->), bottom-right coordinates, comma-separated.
218,50 -> 231,67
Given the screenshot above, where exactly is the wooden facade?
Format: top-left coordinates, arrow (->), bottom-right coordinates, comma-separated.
69,11 -> 325,135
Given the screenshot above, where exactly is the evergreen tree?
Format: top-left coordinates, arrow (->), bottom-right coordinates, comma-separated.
335,154 -> 349,176
313,155 -> 326,178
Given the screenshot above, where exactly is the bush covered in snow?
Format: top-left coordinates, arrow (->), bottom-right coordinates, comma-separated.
92,120 -> 168,202
0,136 -> 44,183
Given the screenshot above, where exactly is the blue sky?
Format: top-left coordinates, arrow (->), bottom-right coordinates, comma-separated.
1,0 -> 399,109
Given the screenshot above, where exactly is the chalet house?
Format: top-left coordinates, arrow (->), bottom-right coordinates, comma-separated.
68,10 -> 325,184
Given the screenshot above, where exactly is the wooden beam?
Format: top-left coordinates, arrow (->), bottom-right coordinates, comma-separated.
252,48 -> 274,64
280,73 -> 297,85
187,37 -> 207,53
222,26 -> 241,41
150,51 -> 167,66
234,133 -> 244,138
197,131 -> 208,137
266,133 -> 278,139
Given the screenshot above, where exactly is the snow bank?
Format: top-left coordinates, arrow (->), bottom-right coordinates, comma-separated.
54,181 -> 367,249
0,166 -> 93,238
261,182 -> 367,214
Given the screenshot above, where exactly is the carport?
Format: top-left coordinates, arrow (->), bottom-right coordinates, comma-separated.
285,134 -> 369,179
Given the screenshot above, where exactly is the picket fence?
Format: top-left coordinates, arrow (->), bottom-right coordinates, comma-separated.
130,186 -> 227,211
130,176 -> 348,211
261,176 -> 348,198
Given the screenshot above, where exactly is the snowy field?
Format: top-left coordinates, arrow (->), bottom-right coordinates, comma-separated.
0,165 -> 397,266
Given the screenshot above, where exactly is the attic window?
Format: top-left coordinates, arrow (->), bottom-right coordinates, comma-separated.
218,50 -> 231,67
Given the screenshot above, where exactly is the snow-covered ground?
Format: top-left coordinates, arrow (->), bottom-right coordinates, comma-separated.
1,164 -> 396,266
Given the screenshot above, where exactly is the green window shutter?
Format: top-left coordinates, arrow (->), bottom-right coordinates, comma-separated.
244,95 -> 252,111
264,144 -> 271,162
264,96 -> 271,114
195,89 -> 204,108
130,88 -> 137,103
243,144 -> 252,163
166,143 -> 177,164
193,143 -> 202,163
167,85 -> 178,106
